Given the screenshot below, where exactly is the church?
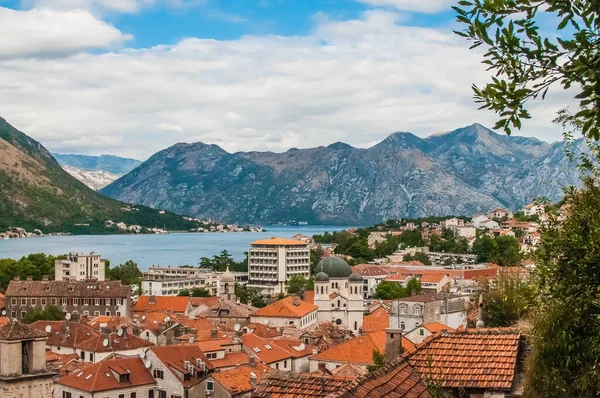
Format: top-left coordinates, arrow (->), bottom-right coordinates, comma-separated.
313,257 -> 364,333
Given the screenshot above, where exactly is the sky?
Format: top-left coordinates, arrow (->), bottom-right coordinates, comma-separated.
0,0 -> 571,159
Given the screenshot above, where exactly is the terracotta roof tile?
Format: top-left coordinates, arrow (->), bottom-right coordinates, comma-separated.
252,297 -> 318,318
31,321 -> 100,348
407,328 -> 520,391
245,323 -> 282,338
131,311 -> 176,334
6,280 -> 130,298
331,359 -> 429,398
0,321 -> 48,340
195,299 -> 255,319
134,296 -> 190,313
243,334 -> 295,364
270,339 -> 314,358
56,357 -> 155,393
330,363 -> 368,378
310,332 -> 387,365
212,363 -> 272,394
362,307 -> 389,333
418,274 -> 447,283
75,331 -> 153,352
195,338 -> 233,352
423,323 -> 454,334
190,296 -> 219,308
209,351 -> 250,369
251,238 -> 308,246
0,317 -> 10,327
150,345 -> 214,387
253,372 -> 354,397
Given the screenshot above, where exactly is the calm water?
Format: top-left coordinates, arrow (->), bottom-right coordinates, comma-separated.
0,226 -> 351,270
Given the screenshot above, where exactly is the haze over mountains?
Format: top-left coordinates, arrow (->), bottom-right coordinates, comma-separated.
53,153 -> 142,190
101,123 -> 583,225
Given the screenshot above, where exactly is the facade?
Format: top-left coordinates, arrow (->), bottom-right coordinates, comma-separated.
313,257 -> 364,333
0,322 -> 55,398
426,251 -> 477,266
5,279 -> 131,321
250,296 -> 318,328
55,252 -> 106,281
448,226 -> 476,238
389,294 -> 467,331
141,267 -> 247,297
247,238 -> 310,295
54,357 -> 156,398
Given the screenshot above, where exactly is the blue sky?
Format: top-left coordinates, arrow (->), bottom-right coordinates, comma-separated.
0,0 -> 569,158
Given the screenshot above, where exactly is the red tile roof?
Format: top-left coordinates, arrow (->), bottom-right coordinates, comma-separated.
331,360 -> 429,397
251,238 -> 307,246
0,321 -> 48,340
56,357 -> 155,392
253,372 -> 355,397
242,334 -> 294,364
212,363 -> 273,394
150,345 -> 214,387
330,363 -> 368,378
245,323 -> 282,339
270,339 -> 314,358
195,338 -> 232,352
362,307 -> 389,334
305,290 -> 315,304
408,328 -> 520,391
423,323 -> 454,334
31,321 -> 100,348
75,331 -> 153,353
6,280 -> 130,298
252,296 -> 318,318
132,311 -> 176,334
190,296 -> 219,308
134,296 -> 190,313
208,351 -> 250,369
418,274 -> 448,284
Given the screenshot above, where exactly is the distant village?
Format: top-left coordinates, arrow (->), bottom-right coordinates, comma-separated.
0,201 -> 561,397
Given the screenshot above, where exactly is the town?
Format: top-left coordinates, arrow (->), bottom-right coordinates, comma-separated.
0,202 -> 556,398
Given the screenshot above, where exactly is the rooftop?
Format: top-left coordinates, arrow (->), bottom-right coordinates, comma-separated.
56,357 -> 155,393
134,296 -> 190,313
208,351 -> 249,369
253,372 -> 354,397
408,328 -> 521,391
6,280 -> 130,298
0,321 -> 48,341
252,296 -> 318,319
150,345 -> 214,387
75,331 -> 154,353
31,321 -> 100,348
361,307 -> 389,334
212,363 -> 272,394
251,237 -> 308,246
242,334 -> 295,364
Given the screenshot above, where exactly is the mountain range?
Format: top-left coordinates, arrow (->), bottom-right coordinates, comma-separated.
0,117 -> 202,233
101,123 -> 583,225
52,153 -> 142,190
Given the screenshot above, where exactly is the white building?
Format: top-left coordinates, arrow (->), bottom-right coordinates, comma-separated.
250,296 -> 318,328
388,294 -> 467,332
55,252 -> 105,281
449,226 -> 476,238
522,203 -> 543,216
247,238 -> 310,295
314,257 -> 365,333
441,218 -> 464,228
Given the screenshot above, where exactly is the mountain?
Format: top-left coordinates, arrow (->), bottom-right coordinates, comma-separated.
52,153 -> 142,190
100,123 -> 584,225
0,117 -> 203,234
52,153 -> 142,174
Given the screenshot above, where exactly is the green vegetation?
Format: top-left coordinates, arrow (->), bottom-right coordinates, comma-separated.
22,305 -> 65,324
366,350 -> 388,373
374,279 -> 422,300
402,252 -> 431,265
0,253 -> 58,290
428,231 -> 470,254
472,235 -> 521,266
286,275 -> 314,295
106,260 -> 142,286
478,271 -> 535,327
235,283 -> 268,308
199,250 -> 247,272
454,1 -> 600,140
178,287 -> 212,297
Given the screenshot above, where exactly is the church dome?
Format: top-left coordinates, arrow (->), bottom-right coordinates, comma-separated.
348,272 -> 363,282
317,257 -> 352,278
315,272 -> 330,282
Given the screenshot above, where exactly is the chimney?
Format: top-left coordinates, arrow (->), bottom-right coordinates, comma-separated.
42,275 -> 49,282
385,327 -> 404,363
14,276 -> 20,281
149,295 -> 156,305
476,293 -> 485,329
26,276 -> 33,281
189,328 -> 198,338
292,296 -> 301,306
318,363 -> 327,373
236,297 -> 240,304
248,355 -> 256,368
249,372 -> 257,389
247,301 -> 252,307
210,328 -> 218,340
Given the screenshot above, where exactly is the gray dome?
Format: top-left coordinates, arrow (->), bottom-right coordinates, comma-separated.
317,257 -> 352,278
315,272 -> 330,282
349,272 -> 363,282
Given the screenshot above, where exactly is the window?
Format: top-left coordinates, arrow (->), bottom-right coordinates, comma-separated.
73,299 -> 79,305
119,374 -> 130,383
21,311 -> 26,318
21,298 -> 27,305
148,390 -> 154,398
94,311 -> 100,316
62,392 -> 72,398
119,394 -> 125,398
207,381 -> 214,391
420,329 -> 425,336
84,299 -> 89,306
154,369 -> 164,379
95,299 -> 101,305
89,353 -> 94,362
51,298 -> 57,305
83,311 -> 89,315
62,298 -> 67,305
284,360 -> 287,368
414,305 -> 421,315
146,331 -> 150,338
41,298 -> 46,306
400,322 -> 405,330
276,363 -> 279,369
106,299 -> 111,306
31,299 -> 37,306
158,391 -> 166,398
11,298 -> 16,306
435,307 -> 439,314
117,298 -> 122,305
400,305 -> 406,314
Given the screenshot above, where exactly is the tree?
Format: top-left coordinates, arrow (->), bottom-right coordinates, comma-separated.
22,305 -> 65,324
404,252 -> 432,265
522,149 -> 600,396
310,247 -> 324,274
366,350 -> 387,373
177,289 -> 190,296
373,279 -> 422,300
191,287 -> 212,297
235,284 -> 268,308
472,235 -> 521,266
454,1 -> 600,140
107,260 -> 142,286
0,253 -> 58,290
287,275 -> 314,295
479,271 -> 535,327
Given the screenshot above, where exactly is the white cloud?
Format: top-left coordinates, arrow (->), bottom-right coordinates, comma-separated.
0,7 -> 130,58
0,10 -> 569,158
20,0 -> 206,14
357,0 -> 456,13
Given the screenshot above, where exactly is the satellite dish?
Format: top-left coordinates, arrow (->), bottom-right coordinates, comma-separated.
117,328 -> 124,337
234,324 -> 241,332
263,320 -> 269,325
1,310 -> 6,316
250,372 -> 256,378
140,349 -> 146,359
164,316 -> 170,323
102,339 -> 109,347
145,360 -> 151,369
141,315 -> 146,321
65,313 -> 72,320
45,325 -> 52,333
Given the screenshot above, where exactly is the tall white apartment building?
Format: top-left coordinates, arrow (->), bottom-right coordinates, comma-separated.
54,252 -> 105,281
247,237 -> 310,295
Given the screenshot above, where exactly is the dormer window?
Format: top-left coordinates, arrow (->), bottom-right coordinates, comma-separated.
119,374 -> 130,383
414,305 -> 421,315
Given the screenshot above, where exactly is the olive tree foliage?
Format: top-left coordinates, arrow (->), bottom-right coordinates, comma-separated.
454,1 -> 600,139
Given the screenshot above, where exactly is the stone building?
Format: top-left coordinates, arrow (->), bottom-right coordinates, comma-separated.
5,279 -> 131,321
54,252 -> 106,281
0,322 -> 55,398
219,267 -> 236,301
313,257 -> 364,333
389,293 -> 467,332
247,238 -> 310,295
